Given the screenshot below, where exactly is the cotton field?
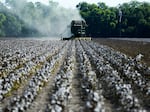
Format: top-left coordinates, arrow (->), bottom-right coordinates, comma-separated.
0,39 -> 150,112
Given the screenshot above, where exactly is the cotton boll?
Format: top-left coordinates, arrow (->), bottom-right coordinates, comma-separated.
86,89 -> 90,93
11,107 -> 19,112
53,104 -> 63,112
0,79 -> 3,85
86,101 -> 92,108
0,94 -> 3,100
135,54 -> 143,61
146,87 -> 150,95
94,102 -> 103,112
93,92 -> 99,102
51,99 -> 56,105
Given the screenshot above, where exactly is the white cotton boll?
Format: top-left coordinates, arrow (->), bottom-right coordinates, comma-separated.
68,93 -> 72,99
12,107 -> 19,112
54,105 -> 62,112
94,102 -> 103,112
0,79 -> 3,84
0,85 -> 2,90
5,78 -> 10,82
21,98 -> 26,106
136,72 -> 141,77
57,87 -> 66,97
140,109 -> 147,112
56,100 -> 61,105
146,87 -> 150,95
133,98 -> 140,108
88,71 -> 97,84
86,89 -> 90,93
147,67 -> 150,73
81,84 -> 86,89
93,92 -> 99,102
19,106 -> 25,112
86,101 -> 92,108
51,99 -> 56,104
0,94 -> 3,100
7,86 -> 11,92
26,101 -> 30,108
88,71 -> 96,76
51,108 -> 56,112
135,54 -> 143,61
115,85 -> 120,91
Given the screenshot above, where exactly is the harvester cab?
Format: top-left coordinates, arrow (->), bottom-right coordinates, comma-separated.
71,20 -> 87,38
62,20 -> 91,40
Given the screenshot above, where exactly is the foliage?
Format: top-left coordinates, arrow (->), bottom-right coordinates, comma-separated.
0,1 -> 40,37
0,0 -> 62,37
77,1 -> 150,37
0,1 -> 150,37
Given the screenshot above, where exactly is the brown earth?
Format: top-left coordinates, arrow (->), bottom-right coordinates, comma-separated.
93,38 -> 150,67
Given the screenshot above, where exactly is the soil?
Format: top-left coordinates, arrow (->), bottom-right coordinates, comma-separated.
93,38 -> 150,66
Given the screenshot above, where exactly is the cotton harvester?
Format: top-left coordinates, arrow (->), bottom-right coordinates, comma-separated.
62,20 -> 91,40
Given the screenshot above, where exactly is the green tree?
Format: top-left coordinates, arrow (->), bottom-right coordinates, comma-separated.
0,13 -> 6,36
78,1 -> 150,37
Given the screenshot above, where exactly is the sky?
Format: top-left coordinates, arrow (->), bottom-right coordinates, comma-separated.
27,0 -> 150,8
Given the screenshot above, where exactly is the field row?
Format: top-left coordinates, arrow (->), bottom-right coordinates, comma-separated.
0,39 -> 149,112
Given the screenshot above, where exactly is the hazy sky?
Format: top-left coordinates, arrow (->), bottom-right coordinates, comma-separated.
28,0 -> 150,8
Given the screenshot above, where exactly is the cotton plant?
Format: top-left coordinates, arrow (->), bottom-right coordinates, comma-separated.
3,41 -> 68,112
47,41 -> 75,112
80,40 -> 147,112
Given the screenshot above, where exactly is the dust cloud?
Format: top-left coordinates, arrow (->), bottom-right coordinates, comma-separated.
3,0 -> 82,37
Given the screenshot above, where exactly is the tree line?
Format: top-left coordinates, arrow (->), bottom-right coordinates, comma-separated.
0,1 -> 40,37
0,0 -> 65,37
77,1 -> 150,38
0,0 -> 150,38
